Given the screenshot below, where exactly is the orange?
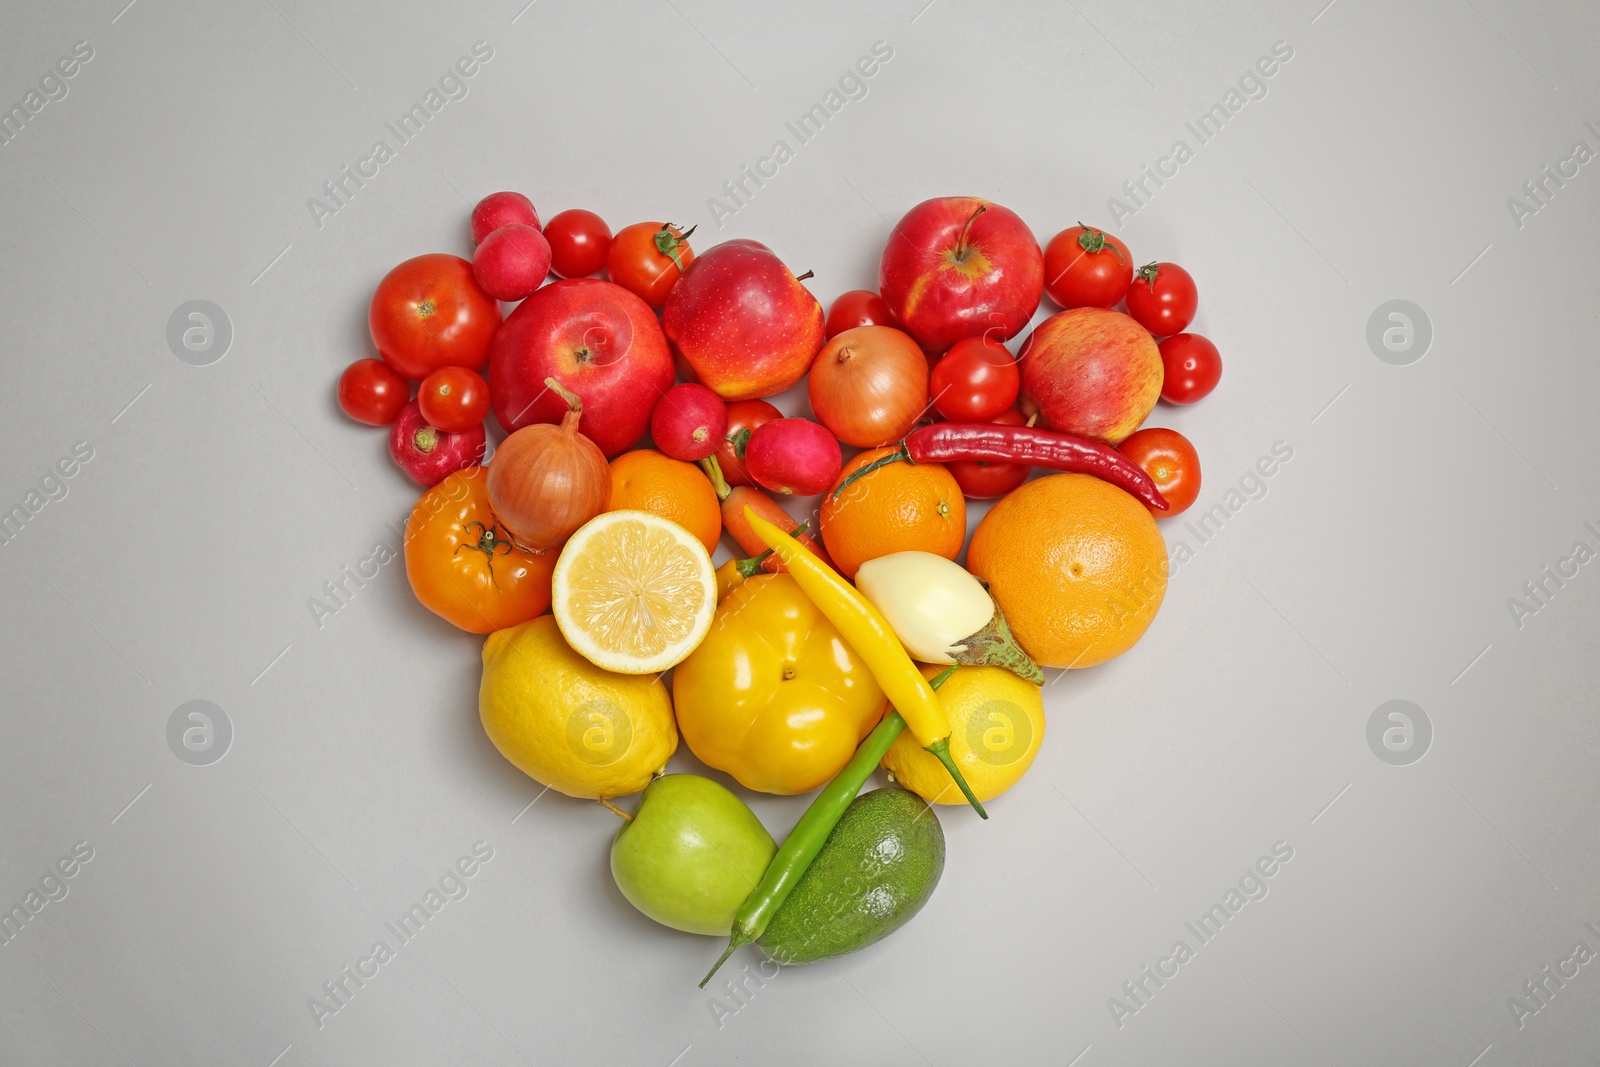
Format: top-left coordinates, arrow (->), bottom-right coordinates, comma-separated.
820,448 -> 965,580
605,450 -> 721,555
967,473 -> 1167,669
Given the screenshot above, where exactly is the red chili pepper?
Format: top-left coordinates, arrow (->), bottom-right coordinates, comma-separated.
834,422 -> 1169,511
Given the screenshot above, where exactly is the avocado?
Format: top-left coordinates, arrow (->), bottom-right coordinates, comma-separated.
758,787 -> 945,964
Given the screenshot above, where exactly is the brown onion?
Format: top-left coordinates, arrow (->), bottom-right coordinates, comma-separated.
807,324 -> 928,447
487,378 -> 609,552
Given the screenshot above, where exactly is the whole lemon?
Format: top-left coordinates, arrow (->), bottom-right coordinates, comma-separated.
882,664 -> 1045,805
480,616 -> 678,799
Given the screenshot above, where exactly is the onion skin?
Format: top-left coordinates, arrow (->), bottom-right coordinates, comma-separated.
807,325 -> 928,448
487,378 -> 609,553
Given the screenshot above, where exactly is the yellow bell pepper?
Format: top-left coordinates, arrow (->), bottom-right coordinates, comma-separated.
673,574 -> 886,794
743,507 -> 988,817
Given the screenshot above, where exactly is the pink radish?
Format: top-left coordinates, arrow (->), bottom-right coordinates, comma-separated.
651,383 -> 727,462
745,418 -> 841,496
473,224 -> 551,302
471,191 -> 539,243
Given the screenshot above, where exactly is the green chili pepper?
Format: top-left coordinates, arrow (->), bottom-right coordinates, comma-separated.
699,665 -> 958,987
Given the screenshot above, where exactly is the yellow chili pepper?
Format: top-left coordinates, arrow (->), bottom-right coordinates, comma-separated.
743,507 -> 988,818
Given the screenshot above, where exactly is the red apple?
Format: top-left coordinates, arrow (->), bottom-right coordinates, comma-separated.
662,240 -> 824,401
878,196 -> 1044,353
1018,308 -> 1162,446
488,278 -> 673,456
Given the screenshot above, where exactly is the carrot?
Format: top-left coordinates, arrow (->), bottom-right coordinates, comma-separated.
719,486 -> 834,574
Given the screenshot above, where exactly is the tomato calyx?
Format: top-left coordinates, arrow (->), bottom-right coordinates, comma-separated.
653,224 -> 697,271
1135,261 -> 1161,292
416,299 -> 436,318
1076,221 -> 1125,262
454,520 -> 515,589
727,427 -> 753,459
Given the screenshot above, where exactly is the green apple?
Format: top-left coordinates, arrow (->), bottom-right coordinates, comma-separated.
610,775 -> 776,935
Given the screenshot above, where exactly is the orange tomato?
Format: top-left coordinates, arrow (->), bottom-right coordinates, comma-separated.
405,467 -> 555,633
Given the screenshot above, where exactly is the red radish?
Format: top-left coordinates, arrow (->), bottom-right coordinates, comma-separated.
745,418 -> 841,496
389,400 -> 486,487
473,224 -> 551,302
651,383 -> 727,462
471,192 -> 539,243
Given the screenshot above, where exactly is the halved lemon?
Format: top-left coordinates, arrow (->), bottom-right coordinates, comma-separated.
551,510 -> 716,674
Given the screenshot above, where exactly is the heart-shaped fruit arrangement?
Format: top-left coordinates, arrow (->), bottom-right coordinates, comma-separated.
336,192 -> 1223,981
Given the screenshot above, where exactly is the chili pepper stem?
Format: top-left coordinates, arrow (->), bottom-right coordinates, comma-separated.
830,443 -> 911,500
926,739 -> 988,819
700,928 -> 751,988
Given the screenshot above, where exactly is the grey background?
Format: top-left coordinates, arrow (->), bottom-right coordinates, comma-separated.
2,0 -> 1597,1063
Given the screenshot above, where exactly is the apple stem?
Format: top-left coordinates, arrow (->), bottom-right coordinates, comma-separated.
795,269 -> 815,282
956,204 -> 988,257
597,798 -> 633,821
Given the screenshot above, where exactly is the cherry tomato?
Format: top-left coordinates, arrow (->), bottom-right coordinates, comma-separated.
1158,333 -> 1222,405
369,253 -> 501,380
945,409 -> 1032,499
1042,223 -> 1132,309
544,209 -> 612,279
929,336 -> 1019,422
713,399 -> 782,488
1124,262 -> 1197,337
606,222 -> 695,308
337,358 -> 410,426
1118,426 -> 1201,518
825,289 -> 898,338
417,366 -> 490,432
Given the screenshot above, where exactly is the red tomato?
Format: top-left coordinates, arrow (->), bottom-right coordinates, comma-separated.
1042,224 -> 1132,309
1158,333 -> 1222,405
1118,426 -> 1201,518
929,337 -> 1019,422
825,289 -> 898,339
417,366 -> 490,433
337,358 -> 410,426
945,409 -> 1032,499
545,209 -> 612,279
714,399 -> 782,488
1125,262 -> 1197,337
606,222 -> 695,308
369,253 -> 501,380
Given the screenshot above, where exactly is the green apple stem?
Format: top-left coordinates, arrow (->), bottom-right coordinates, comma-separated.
597,798 -> 632,821
926,738 -> 987,819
